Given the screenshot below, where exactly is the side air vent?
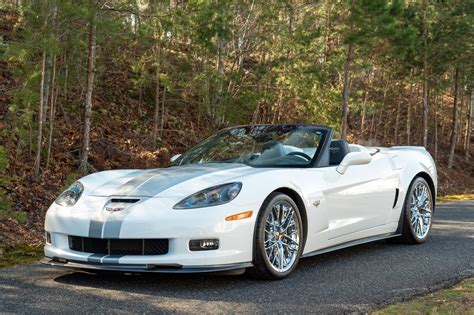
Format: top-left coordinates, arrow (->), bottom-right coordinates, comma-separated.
110,198 -> 140,203
393,188 -> 399,208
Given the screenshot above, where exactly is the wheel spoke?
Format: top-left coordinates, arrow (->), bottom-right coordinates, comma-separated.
265,241 -> 276,250
278,243 -> 284,272
420,212 -> 431,219
281,242 -> 298,252
282,234 -> 299,247
281,211 -> 294,231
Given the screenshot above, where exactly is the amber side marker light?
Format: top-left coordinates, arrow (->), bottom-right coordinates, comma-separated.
225,211 -> 253,221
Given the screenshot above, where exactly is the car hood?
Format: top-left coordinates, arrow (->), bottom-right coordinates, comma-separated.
88,163 -> 254,198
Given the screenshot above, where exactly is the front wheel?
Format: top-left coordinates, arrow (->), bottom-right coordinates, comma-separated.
399,177 -> 434,244
248,192 -> 304,280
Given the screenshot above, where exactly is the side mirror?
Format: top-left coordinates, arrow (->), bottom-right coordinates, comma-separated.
170,154 -> 181,163
336,152 -> 372,174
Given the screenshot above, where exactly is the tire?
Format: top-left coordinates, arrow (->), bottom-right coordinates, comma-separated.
398,177 -> 434,244
248,192 -> 304,280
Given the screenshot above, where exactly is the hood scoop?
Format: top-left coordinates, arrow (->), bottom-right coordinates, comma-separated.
109,198 -> 140,203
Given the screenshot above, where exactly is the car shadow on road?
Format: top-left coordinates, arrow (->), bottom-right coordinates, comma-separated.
52,239 -> 399,302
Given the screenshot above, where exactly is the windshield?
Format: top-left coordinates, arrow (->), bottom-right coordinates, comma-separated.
173,125 -> 326,167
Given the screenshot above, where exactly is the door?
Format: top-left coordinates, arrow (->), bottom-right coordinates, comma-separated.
323,155 -> 398,241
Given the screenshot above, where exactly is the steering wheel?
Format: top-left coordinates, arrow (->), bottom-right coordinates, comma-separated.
287,151 -> 312,161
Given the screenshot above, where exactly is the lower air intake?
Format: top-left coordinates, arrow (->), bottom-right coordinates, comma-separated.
68,236 -> 169,256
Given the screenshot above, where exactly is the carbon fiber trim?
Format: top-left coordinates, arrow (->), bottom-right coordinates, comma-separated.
41,257 -> 252,274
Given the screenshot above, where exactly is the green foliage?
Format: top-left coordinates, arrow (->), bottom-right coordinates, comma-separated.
0,146 -> 8,172
0,244 -> 43,268
1,0 -> 473,174
0,146 -> 25,223
61,172 -> 80,193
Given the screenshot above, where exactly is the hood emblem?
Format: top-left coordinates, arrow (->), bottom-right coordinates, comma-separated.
105,206 -> 125,212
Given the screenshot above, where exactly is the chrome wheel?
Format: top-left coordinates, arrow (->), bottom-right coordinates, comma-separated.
410,182 -> 432,239
264,200 -> 301,273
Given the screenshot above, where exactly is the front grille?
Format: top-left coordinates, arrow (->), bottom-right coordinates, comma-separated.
69,236 -> 168,256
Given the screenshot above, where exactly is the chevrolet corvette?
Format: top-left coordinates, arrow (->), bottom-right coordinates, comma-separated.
42,124 -> 437,279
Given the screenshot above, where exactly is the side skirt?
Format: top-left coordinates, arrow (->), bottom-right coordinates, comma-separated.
301,233 -> 401,258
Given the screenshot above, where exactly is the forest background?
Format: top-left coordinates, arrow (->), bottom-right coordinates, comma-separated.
0,0 -> 473,244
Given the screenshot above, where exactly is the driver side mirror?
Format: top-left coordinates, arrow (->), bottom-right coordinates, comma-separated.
336,152 -> 372,174
170,154 -> 181,163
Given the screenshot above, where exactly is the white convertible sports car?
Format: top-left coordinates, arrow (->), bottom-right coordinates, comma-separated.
43,124 -> 437,279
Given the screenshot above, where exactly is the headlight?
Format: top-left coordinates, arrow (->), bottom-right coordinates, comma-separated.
173,182 -> 242,209
55,181 -> 84,207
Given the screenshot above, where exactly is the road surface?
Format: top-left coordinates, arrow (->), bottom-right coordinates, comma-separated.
1,200 -> 473,313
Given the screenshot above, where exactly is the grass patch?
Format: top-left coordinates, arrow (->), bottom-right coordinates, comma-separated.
437,194 -> 474,203
0,190 -> 27,223
373,278 -> 474,315
0,244 -> 43,268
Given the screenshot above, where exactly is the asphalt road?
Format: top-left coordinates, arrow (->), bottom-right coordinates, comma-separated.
1,200 -> 473,314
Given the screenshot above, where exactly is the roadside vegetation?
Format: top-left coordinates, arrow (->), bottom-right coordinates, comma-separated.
437,194 -> 474,203
374,278 -> 474,315
0,244 -> 43,268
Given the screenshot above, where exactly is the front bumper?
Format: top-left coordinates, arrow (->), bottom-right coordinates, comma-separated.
41,257 -> 252,274
44,195 -> 260,270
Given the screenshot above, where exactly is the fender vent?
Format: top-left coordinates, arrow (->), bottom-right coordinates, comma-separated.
393,188 -> 399,208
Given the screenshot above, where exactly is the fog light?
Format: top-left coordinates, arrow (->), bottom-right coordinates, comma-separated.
45,232 -> 52,244
189,239 -> 219,251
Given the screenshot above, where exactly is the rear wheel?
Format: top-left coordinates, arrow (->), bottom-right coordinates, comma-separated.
248,192 -> 304,280
399,177 -> 433,244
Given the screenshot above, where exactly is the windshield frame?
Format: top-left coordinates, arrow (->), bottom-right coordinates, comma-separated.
172,124 -> 332,168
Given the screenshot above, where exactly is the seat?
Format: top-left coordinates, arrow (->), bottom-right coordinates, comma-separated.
329,140 -> 350,165
260,141 -> 286,160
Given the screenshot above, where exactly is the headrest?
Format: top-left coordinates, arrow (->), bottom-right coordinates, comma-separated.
329,140 -> 350,165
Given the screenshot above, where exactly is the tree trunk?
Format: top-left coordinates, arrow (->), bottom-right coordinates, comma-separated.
448,67 -> 460,169
42,56 -> 52,126
406,100 -> 411,145
433,91 -> 438,161
369,111 -> 375,141
421,0 -> 429,148
46,54 -> 57,169
458,93 -> 464,147
79,8 -> 97,175
160,87 -> 166,137
63,51 -> 68,99
341,42 -> 353,141
394,97 -> 401,144
152,31 -> 161,145
34,50 -> 47,176
374,107 -> 383,143
422,74 -> 429,147
465,89 -> 473,160
360,88 -> 368,134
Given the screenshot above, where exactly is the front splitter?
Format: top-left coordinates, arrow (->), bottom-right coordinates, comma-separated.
41,257 -> 252,275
